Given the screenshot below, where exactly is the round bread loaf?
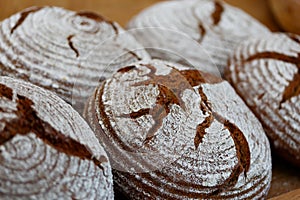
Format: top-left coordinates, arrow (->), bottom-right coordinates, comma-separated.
0,76 -> 113,199
225,33 -> 300,167
127,0 -> 270,76
0,6 -> 150,113
84,59 -> 272,199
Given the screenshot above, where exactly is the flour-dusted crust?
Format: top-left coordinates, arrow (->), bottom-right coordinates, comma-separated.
84,60 -> 272,199
0,76 -> 113,199
127,0 -> 270,76
0,6 -> 150,113
226,33 -> 300,167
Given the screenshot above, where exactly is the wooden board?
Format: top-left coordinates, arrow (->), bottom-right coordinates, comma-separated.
0,0 -> 299,199
270,188 -> 300,200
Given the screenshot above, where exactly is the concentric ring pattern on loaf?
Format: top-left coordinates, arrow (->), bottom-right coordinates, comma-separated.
84,59 -> 272,199
226,33 -> 300,167
0,6 -> 150,112
0,76 -> 113,199
127,0 -> 270,76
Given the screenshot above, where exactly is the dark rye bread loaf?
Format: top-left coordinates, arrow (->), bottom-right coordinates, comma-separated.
0,76 -> 113,199
226,33 -> 300,167
84,60 -> 272,199
0,6 -> 150,113
127,0 -> 270,76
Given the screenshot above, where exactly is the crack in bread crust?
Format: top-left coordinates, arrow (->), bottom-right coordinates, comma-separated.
211,1 -> 224,25
0,83 -> 13,100
10,7 -> 42,34
67,35 -> 79,57
197,86 -> 250,194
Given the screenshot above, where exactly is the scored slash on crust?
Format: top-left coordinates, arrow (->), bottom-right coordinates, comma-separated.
240,37 -> 300,108
195,1 -> 224,43
0,83 -> 107,171
211,1 -> 224,25
10,7 -> 42,34
67,34 -> 80,58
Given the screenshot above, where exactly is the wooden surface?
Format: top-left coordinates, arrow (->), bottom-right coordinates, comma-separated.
270,188 -> 300,200
0,0 -> 299,199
